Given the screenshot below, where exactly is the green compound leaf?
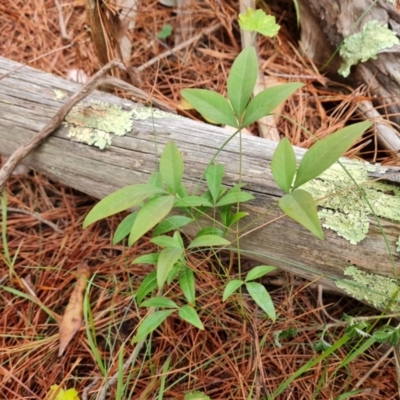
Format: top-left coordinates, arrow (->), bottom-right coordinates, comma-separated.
113,211 -> 137,244
279,189 -> 324,240
239,8 -> 280,37
152,216 -> 194,236
179,267 -> 196,305
129,195 -> 175,246
133,310 -> 174,343
245,265 -> 276,282
178,305 -> 204,330
223,279 -> 244,301
227,46 -> 258,119
188,234 -> 230,249
160,141 -> 184,194
140,296 -> 179,309
83,184 -> 166,228
271,137 -> 297,193
294,121 -> 372,189
157,247 -> 184,289
206,164 -> 224,204
246,281 -> 276,321
181,89 -> 238,127
242,83 -> 304,127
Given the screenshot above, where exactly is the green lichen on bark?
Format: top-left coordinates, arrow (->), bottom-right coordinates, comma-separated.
66,101 -> 178,149
336,266 -> 400,311
301,161 -> 400,244
339,20 -> 399,77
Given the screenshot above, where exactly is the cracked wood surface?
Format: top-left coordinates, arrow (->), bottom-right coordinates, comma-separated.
0,56 -> 399,296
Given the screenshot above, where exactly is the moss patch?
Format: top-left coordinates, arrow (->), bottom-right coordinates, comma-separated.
302,161 -> 400,244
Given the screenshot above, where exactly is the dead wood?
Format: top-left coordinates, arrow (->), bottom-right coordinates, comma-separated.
0,55 -> 399,299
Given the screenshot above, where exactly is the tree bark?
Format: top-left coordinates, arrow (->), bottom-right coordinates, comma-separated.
1,55 -> 400,304
298,0 -> 400,152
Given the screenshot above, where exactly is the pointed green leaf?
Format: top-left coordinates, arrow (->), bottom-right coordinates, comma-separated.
113,211 -> 137,244
220,204 -> 232,227
135,271 -> 157,303
160,141 -> 184,193
181,89 -> 238,127
242,83 -> 304,127
147,171 -> 163,188
279,189 -> 324,239
157,247 -> 184,288
129,195 -> 175,246
179,267 -> 195,304
174,196 -> 213,208
216,191 -> 254,207
271,137 -> 297,193
151,235 -> 183,249
173,231 -> 184,249
132,253 -> 159,265
205,164 -> 224,204
153,216 -> 194,236
140,296 -> 179,309
227,211 -> 249,227
246,282 -> 276,321
222,279 -> 244,301
187,235 -> 230,249
294,121 -> 372,188
83,184 -> 166,228
167,262 -> 183,285
245,265 -> 276,282
227,46 -> 258,119
133,310 -> 174,343
178,305 -> 204,330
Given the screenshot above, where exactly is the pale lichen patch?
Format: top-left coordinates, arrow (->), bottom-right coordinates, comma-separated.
336,266 -> 400,311
68,127 -> 112,150
66,102 -> 134,137
302,161 -> 400,244
54,90 -> 67,101
65,101 -> 179,149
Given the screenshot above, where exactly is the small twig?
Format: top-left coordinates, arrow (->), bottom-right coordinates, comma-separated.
317,284 -> 341,323
0,59 -> 126,193
137,23 -> 222,72
0,206 -> 63,234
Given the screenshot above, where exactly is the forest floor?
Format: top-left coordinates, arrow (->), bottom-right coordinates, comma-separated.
0,0 -> 399,399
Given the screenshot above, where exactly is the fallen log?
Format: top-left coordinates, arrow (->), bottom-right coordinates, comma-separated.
1,56 -> 400,308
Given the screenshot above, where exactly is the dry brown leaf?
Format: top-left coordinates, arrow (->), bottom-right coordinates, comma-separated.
58,263 -> 91,357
